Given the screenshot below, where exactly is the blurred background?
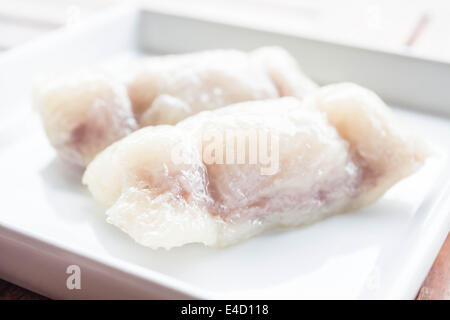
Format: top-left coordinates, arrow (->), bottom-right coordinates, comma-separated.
0,0 -> 449,62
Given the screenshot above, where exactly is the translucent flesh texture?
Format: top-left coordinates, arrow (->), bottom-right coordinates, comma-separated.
36,47 -> 315,167
127,46 -> 318,126
83,84 -> 427,249
306,83 -> 428,209
34,73 -> 138,167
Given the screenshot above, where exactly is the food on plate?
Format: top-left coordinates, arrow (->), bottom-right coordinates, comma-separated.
35,47 -> 316,166
127,46 -> 318,126
82,83 -> 427,249
34,73 -> 138,167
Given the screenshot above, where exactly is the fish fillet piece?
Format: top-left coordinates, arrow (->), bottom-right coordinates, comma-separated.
251,46 -> 318,98
305,83 -> 428,208
35,73 -> 138,167
83,84 -> 426,249
127,46 -> 317,126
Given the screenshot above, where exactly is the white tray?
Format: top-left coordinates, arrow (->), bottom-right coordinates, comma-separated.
0,6 -> 449,300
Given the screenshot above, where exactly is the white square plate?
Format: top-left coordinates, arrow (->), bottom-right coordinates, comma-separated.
0,7 -> 449,299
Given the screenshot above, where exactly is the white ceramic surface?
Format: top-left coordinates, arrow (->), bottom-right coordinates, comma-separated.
0,7 -> 449,299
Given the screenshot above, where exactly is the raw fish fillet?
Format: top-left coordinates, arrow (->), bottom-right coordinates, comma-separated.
36,47 -> 315,166
35,73 -> 138,167
83,83 -> 427,249
127,46 -> 317,126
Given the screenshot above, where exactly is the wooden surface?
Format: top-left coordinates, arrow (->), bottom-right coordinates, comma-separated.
416,233 -> 450,300
0,279 -> 47,300
1,233 -> 448,300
